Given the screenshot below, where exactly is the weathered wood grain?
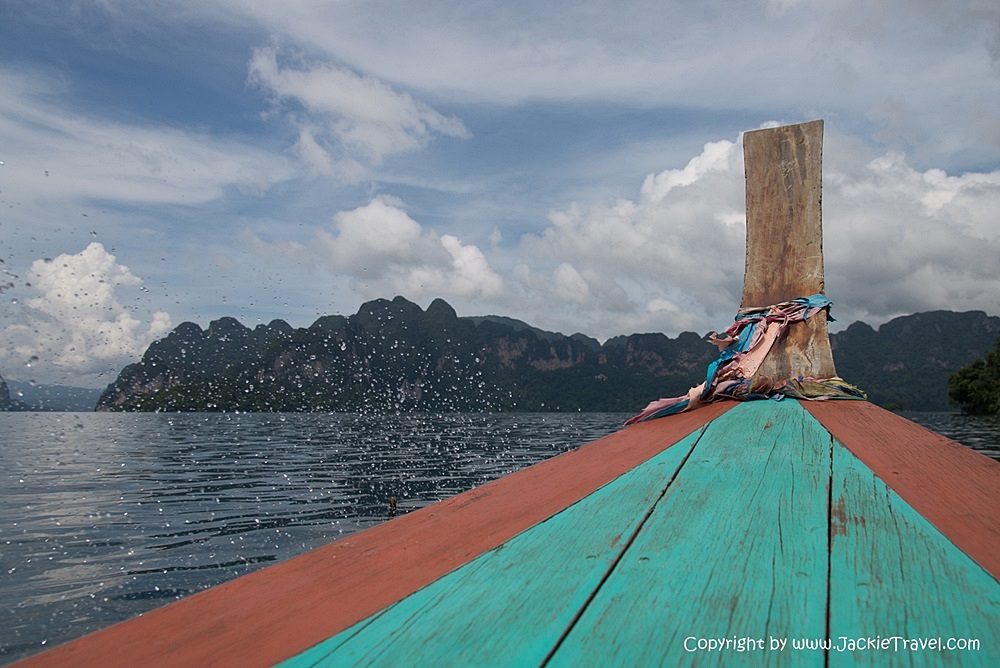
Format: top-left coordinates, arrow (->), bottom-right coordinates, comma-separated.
805,400 -> 1000,580
550,400 -> 831,667
280,424 -> 705,667
742,120 -> 836,380
829,440 -> 1000,667
14,403 -> 732,668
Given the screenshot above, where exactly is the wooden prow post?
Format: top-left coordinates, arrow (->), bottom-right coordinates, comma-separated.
741,120 -> 837,380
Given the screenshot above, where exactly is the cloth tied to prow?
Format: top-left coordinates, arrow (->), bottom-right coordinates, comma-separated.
624,294 -> 865,426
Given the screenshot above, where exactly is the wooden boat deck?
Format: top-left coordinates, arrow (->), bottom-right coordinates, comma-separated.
16,399 -> 1000,667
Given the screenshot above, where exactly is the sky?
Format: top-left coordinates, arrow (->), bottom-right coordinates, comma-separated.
1,0 -> 998,389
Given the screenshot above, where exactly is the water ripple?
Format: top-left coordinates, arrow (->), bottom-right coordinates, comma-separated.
0,411 -> 625,662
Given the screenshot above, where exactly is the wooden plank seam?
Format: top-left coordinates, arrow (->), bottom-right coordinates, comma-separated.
547,400 -> 831,665
805,400 -> 1000,581
539,421 -> 713,665
824,425 -> 836,654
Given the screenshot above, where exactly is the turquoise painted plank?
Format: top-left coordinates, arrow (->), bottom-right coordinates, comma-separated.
279,423 -> 706,667
829,440 -> 1000,667
550,400 -> 831,667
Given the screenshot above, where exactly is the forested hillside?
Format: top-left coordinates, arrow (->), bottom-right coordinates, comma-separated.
94,297 -> 1000,413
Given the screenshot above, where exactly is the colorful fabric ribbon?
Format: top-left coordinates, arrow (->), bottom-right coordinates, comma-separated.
624,294 -> 865,425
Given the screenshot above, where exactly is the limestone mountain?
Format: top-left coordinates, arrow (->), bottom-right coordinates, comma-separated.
97,297 -> 715,413
95,297 -> 1000,413
830,310 -> 1000,411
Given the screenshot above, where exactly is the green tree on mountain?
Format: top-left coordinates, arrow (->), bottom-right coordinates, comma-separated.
948,335 -> 1000,415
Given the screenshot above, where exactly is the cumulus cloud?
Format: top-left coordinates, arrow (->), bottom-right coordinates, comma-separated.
517,135 -> 748,335
823,150 -> 1000,324
248,44 -> 470,178
0,243 -> 171,386
553,263 -> 592,304
320,196 -> 430,272
251,195 -> 504,301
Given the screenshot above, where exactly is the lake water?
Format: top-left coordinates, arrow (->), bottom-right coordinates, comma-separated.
2,408 -> 998,664
0,411 -> 627,663
903,411 -> 1000,461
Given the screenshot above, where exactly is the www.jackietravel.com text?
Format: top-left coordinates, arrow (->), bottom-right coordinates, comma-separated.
684,635 -> 981,653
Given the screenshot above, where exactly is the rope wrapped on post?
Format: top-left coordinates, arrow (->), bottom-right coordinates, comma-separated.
624,294 -> 865,425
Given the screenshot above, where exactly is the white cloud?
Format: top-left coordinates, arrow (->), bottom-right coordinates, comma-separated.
216,0 -> 1000,166
553,263 -> 592,304
408,235 -> 504,299
294,126 -> 339,178
252,195 -> 504,302
516,134 -> 748,336
319,196 -> 429,272
0,69 -> 296,208
248,43 -> 469,177
0,243 -> 171,386
822,149 -> 1000,324
640,140 -> 736,201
